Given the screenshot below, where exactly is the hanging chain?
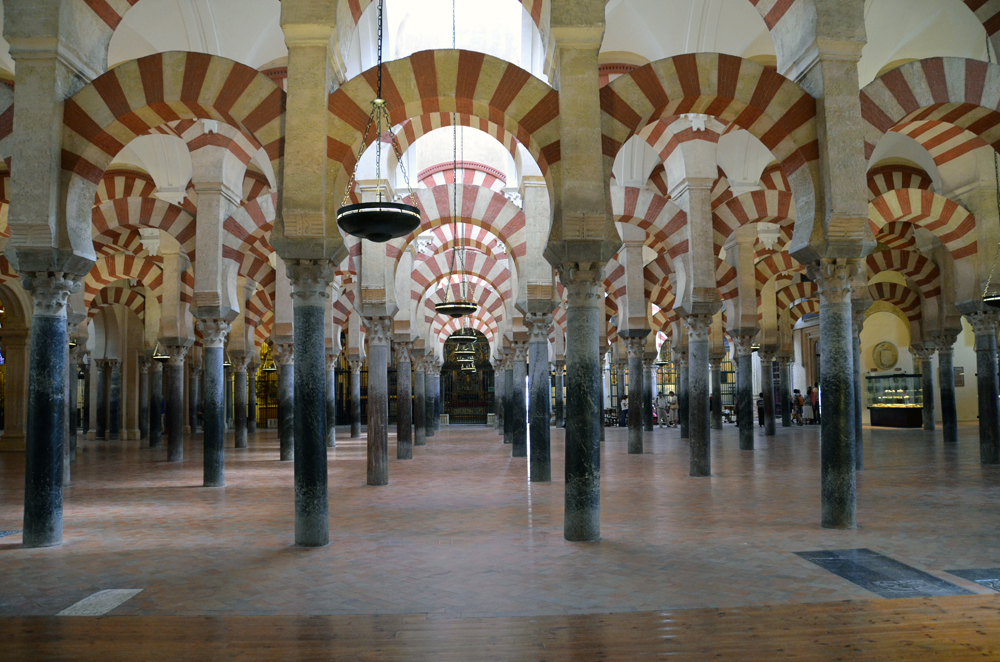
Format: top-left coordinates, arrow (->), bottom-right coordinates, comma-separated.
982,32 -> 1000,300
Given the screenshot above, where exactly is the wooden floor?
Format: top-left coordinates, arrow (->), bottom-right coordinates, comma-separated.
5,595 -> 999,661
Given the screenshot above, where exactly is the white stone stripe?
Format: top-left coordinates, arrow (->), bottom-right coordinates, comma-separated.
56,589 -> 143,616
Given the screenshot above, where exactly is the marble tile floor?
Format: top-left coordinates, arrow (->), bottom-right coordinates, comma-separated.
0,422 -> 998,620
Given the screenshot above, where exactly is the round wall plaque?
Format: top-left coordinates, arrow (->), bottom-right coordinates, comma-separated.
872,341 -> 898,371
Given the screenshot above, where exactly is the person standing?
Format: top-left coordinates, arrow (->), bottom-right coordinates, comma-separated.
655,391 -> 669,428
757,392 -> 765,428
803,386 -> 814,424
668,391 -> 679,427
619,394 -> 629,427
811,383 -> 820,424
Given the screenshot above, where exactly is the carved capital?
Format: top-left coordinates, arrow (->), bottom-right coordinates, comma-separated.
325,354 -> 338,372
21,272 -> 81,318
364,317 -> 393,346
909,346 -> 936,362
286,259 -> 336,307
164,344 -> 189,367
272,341 -> 294,365
759,350 -> 776,364
966,310 -> 1000,338
684,314 -> 712,342
808,258 -> 860,305
642,358 -> 655,371
730,330 -> 758,357
623,335 -> 645,358
348,358 -> 364,374
394,341 -> 412,364
525,312 -> 553,344
137,355 -> 150,374
231,355 -> 251,372
196,319 -> 231,348
929,330 -> 960,353
510,341 -> 528,363
852,310 -> 866,336
557,265 -> 604,309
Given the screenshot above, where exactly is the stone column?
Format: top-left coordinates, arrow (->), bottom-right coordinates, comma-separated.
911,347 -> 936,432
731,333 -> 756,450
164,347 -> 189,462
510,342 -> 529,458
138,357 -> 150,440
558,267 -> 604,542
760,351 -> 776,437
432,365 -> 442,433
642,356 -> 655,432
599,349 -> 609,441
394,342 -> 413,459
188,355 -> 202,433
624,334 -> 646,454
149,360 -> 163,449
709,357 -> 723,430
273,342 -> 294,461
852,311 -> 865,470
503,355 -> 515,445
779,357 -> 792,428
325,354 -> 337,448
287,261 -> 335,547
677,351 -> 689,440
494,358 -> 505,436
812,260 -> 859,530
366,318 -> 392,486
554,360 -> 565,428
20,274 -> 80,547
82,357 -> 91,437
233,356 -> 249,449
413,357 -> 427,447
426,359 -> 438,440
348,358 -> 363,439
197,320 -> 230,487
247,364 -> 258,434
526,313 -> 552,481
934,332 -> 959,444
967,311 -> 1000,465
686,314 -> 712,477
224,363 -> 234,431
108,359 -> 122,440
95,360 -> 108,440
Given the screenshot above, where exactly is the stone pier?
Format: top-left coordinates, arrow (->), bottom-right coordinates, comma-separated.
687,315 -> 712,476
527,313 -> 552,482
394,342 -> 412,459
366,318 -> 391,486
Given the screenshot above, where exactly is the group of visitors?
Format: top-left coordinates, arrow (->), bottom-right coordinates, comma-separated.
617,392 -> 680,427
790,385 -> 821,425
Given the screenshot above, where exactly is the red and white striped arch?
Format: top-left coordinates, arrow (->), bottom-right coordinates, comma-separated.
643,254 -> 675,311
869,189 -> 976,260
93,227 -> 145,258
417,161 -> 507,192
712,189 -> 795,256
411,250 -> 512,305
754,251 -> 806,291
84,254 -> 164,306
603,257 -> 626,308
638,115 -> 723,170
92,197 -> 197,256
422,280 -> 506,325
434,313 -> 499,346
410,221 -> 509,264
866,249 -> 942,298
788,298 -> 819,323
776,281 -> 817,309
395,113 -> 521,165
875,221 -> 916,251
860,58 -> 1000,164
867,164 -> 934,201
611,186 -> 686,258
88,285 -> 145,321
94,169 -> 157,205
222,193 -> 276,269
331,287 -> 357,330
869,281 -> 921,321
759,163 -> 790,191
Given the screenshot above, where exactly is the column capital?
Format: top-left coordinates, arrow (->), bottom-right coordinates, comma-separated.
164,344 -> 189,367
286,259 -> 336,307
965,310 -> 1000,337
852,309 -> 866,336
807,258 -> 860,304
21,272 -> 81,318
231,355 -> 251,372
909,346 -> 936,361
272,341 -> 294,365
364,317 -> 393,346
709,357 -> 723,370
929,330 -> 961,353
684,314 -> 712,342
729,330 -> 758,356
525,312 -> 553,344
556,265 -> 604,308
759,350 -> 776,363
325,353 -> 338,372
150,359 -> 163,373
642,357 -> 656,371
196,319 -> 231,348
393,341 -> 412,363
510,341 -> 529,363
347,358 -> 364,374
623,335 -> 645,357
137,355 -> 150,374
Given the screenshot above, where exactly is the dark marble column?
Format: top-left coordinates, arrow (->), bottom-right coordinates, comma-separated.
426,359 -> 439,440
233,357 -> 249,449
82,358 -> 91,437
149,360 -> 163,448
188,357 -> 202,433
95,360 -> 108,440
366,318 -> 391,486
287,261 -> 334,547
414,358 -> 427,447
624,334 -> 647,454
503,356 -> 514,445
325,355 -> 336,448
432,366 -> 442,433
710,358 -> 723,430
554,360 -> 565,427
247,364 -> 258,434
558,267 -> 603,542
812,260 -> 858,530
686,314 -> 713,477
732,333 -> 756,450
348,358 -> 363,439
968,311 -> 1000,465
21,273 -> 79,547
493,359 -> 505,436
138,357 -> 150,440
274,342 -> 294,461
852,311 -> 865,470
510,342 -> 529,458
108,359 -> 122,440
526,313 -> 552,482
642,356 -> 655,432
779,358 -> 792,428
164,348 -> 189,462
934,332 -> 959,444
911,347 -> 935,432
760,351 -> 776,437
224,363 -> 234,431
394,342 -> 412,459
197,320 -> 230,487
677,352 -> 689,439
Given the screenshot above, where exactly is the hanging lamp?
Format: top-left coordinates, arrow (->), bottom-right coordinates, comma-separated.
336,0 -> 420,242
153,341 -> 170,363
261,356 -> 277,373
461,364 -> 477,373
454,346 -> 475,356
451,329 -> 477,344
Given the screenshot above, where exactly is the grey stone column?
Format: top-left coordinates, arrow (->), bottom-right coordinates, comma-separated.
911,347 -> 935,431
95,359 -> 108,440
432,366 -> 442,433
677,352 -> 689,439
69,349 -> 84,461
188,357 -> 202,433
599,350 -> 609,441
149,361 -> 163,448
779,358 -> 792,428
197,320 -> 230,487
273,342 -> 294,461
558,267 -> 603,542
233,357 -> 249,449
510,342 -> 529,458
224,363 -> 234,430
325,355 -> 337,448
82,359 -> 91,437
643,356 -> 655,432
732,333 -> 756,450
968,311 -> 1000,465
164,347 -> 189,462
348,358 -> 363,439
760,351 -> 776,437
554,360 -> 565,427
247,364 -> 258,434
812,260 -> 858,530
933,332 -> 959,444
852,311 -> 865,470
493,358 -> 505,435
503,355 -> 515,445
138,357 -> 150,440
20,273 -> 80,547
287,261 -> 335,547
710,357 -> 723,430
394,342 -> 412,459
366,318 -> 391,486
624,334 -> 647,454
108,359 -> 122,440
414,358 -> 427,447
526,313 -> 553,482
686,314 -> 713,477
426,359 -> 439,439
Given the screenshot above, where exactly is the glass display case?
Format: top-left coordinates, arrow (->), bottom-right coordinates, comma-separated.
865,374 -> 923,427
